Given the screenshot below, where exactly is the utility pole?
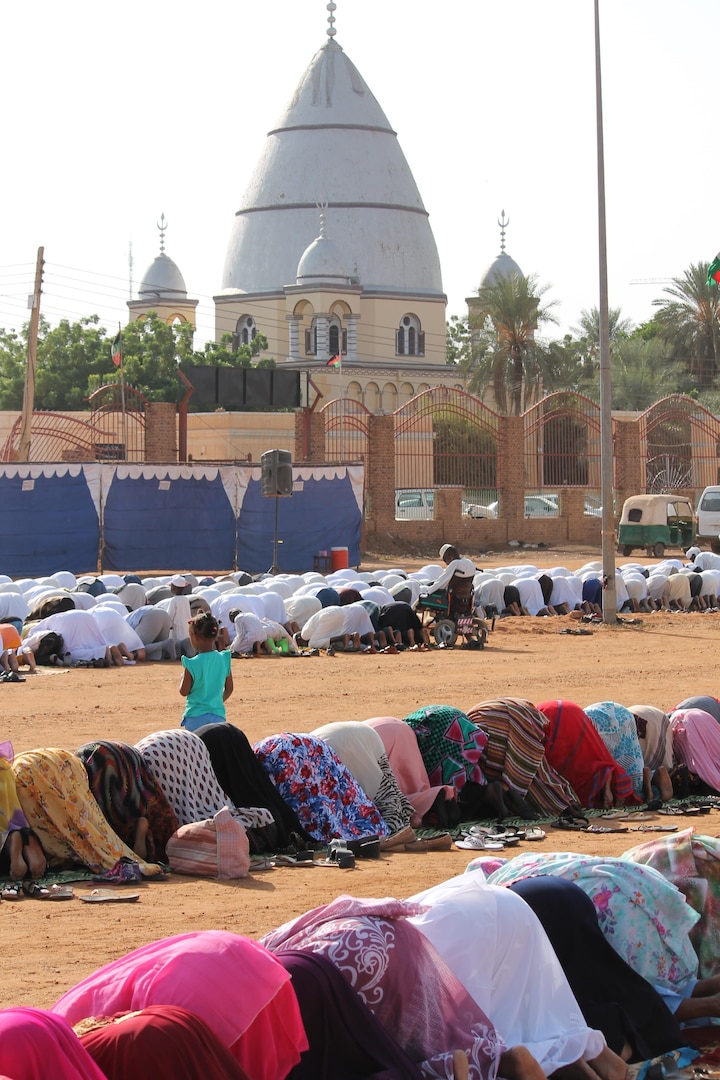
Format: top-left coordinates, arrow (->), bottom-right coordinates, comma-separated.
594,0 -> 617,624
18,246 -> 44,462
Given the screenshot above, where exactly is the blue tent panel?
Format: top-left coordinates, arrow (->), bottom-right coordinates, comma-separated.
236,474 -> 361,574
0,471 -> 99,576
103,474 -> 235,571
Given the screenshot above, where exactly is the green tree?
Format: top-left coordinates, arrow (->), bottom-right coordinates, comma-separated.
445,315 -> 471,365
462,273 -> 558,414
0,327 -> 29,409
0,315 -> 111,410
100,312 -> 196,402
194,331 -> 274,368
542,334 -> 593,396
651,262 -> 720,388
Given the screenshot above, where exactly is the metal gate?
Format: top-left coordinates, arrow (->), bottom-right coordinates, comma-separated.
639,395 -> 720,498
394,387 -> 499,510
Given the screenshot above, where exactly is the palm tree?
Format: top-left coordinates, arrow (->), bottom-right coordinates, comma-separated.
572,306 -> 633,370
609,337 -> 681,411
652,262 -> 720,389
463,273 -> 558,414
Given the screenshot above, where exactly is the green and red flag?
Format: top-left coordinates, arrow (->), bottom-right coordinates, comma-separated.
327,353 -> 340,369
707,254 -> 720,288
111,330 -> 123,368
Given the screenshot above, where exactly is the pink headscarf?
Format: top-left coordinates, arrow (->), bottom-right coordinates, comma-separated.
52,931 -> 307,1080
0,1007 -> 106,1080
364,716 -> 455,824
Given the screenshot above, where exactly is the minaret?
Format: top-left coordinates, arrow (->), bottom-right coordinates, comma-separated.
128,215 -> 198,327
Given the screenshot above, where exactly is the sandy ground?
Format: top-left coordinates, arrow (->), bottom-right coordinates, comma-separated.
4,543 -> 720,1014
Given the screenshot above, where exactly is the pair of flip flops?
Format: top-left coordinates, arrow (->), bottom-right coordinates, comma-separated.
22,882 -> 74,900
318,841 -> 355,869
455,825 -> 546,850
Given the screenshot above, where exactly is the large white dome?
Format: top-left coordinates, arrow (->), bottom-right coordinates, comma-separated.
221,38 -> 444,299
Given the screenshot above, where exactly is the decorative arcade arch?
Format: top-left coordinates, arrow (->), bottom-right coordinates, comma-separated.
523,392 -> 601,491
321,397 -> 372,467
0,384 -> 148,463
394,387 -> 499,504
639,394 -> 720,496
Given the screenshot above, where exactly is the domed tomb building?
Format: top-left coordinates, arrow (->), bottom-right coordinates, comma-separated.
215,24 -> 462,414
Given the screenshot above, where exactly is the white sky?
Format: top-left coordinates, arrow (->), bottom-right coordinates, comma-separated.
1,0 -> 717,350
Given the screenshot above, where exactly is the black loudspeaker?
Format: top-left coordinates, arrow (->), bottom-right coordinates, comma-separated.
261,449 -> 293,496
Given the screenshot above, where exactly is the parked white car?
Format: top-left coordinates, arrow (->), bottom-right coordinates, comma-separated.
696,486 -> 720,542
463,494 -> 560,519
463,501 -> 499,519
395,490 -> 435,520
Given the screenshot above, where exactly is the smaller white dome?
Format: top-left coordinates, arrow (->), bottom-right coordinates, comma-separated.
296,234 -> 351,284
138,253 -> 188,298
479,251 -> 523,289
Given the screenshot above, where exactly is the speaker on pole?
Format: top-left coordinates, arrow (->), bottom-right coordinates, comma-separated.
261,449 -> 293,497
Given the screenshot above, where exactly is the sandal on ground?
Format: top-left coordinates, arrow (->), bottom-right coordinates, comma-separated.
631,824 -> 679,832
346,835 -> 381,859
518,827 -> 546,841
272,853 -> 316,868
455,834 -> 504,851
584,823 -> 629,834
403,833 -> 452,853
553,811 -> 590,831
81,889 -> 140,903
1,881 -> 23,900
0,671 -> 25,683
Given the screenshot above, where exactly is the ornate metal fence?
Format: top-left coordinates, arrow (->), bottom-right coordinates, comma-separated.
523,392 -> 601,491
393,388 -> 499,513
321,397 -> 372,466
638,395 -> 720,497
0,383 -> 147,462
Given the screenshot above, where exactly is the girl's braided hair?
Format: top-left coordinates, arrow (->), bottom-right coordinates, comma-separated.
189,611 -> 219,640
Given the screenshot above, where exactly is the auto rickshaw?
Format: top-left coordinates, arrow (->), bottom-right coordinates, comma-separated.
617,494 -> 695,558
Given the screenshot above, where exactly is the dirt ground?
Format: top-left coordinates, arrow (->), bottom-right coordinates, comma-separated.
4,543 -> 720,1014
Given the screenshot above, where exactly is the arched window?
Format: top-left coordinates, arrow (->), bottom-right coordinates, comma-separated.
305,316 -> 347,357
235,315 -> 257,348
396,313 -> 424,356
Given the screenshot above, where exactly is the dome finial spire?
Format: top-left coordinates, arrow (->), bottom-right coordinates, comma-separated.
497,209 -> 509,254
316,198 -> 329,238
157,213 -> 168,254
326,1 -> 337,38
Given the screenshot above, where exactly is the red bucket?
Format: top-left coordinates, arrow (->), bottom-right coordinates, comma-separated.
330,546 -> 349,571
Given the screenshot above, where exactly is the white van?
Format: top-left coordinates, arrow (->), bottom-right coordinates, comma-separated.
695,486 -> 720,542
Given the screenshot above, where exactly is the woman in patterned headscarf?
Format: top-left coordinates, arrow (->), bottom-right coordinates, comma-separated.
584,701 -> 646,801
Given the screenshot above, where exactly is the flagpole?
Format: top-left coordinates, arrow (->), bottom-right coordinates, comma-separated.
338,350 -> 343,463
594,0 -> 617,625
